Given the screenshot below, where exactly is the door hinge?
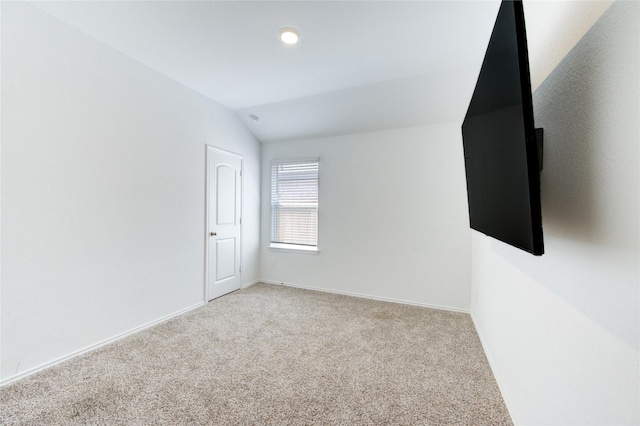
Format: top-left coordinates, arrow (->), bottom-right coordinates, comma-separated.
240,170 -> 242,177
239,266 -> 242,273
239,217 -> 242,225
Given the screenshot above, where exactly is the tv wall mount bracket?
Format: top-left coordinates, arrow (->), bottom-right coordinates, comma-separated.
535,128 -> 544,171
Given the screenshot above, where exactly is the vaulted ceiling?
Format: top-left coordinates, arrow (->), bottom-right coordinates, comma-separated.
32,1 -> 612,143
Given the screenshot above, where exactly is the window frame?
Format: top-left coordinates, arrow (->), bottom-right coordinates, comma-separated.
269,157 -> 320,254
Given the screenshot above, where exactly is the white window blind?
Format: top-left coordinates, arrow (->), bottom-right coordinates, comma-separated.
271,159 -> 319,249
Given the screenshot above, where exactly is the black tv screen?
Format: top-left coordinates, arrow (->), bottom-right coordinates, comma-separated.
462,0 -> 544,255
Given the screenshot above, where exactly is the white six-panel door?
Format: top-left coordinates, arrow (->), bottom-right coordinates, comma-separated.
206,146 -> 242,301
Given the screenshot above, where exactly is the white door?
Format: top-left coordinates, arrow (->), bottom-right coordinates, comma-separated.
206,146 -> 242,301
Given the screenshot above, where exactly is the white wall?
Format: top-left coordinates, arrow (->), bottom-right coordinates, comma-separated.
471,2 -> 639,424
0,2 -> 260,382
260,124 -> 471,311
523,0 -> 614,93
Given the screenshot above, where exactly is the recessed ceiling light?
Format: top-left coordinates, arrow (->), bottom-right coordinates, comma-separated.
279,27 -> 300,45
249,114 -> 260,123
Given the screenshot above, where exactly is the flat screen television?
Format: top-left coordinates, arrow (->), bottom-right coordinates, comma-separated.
462,0 -> 544,255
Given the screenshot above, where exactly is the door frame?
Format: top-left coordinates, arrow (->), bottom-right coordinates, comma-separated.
204,145 -> 244,302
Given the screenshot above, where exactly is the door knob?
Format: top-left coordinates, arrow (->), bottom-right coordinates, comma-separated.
210,232 -> 217,236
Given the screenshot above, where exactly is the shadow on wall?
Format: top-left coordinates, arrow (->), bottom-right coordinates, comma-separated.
536,8 -> 638,251
537,51 -> 599,244
534,0 -> 639,259
491,1 -> 639,349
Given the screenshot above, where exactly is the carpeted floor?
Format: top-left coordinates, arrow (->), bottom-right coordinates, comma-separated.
0,283 -> 512,425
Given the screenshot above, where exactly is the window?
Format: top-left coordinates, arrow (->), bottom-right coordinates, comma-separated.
270,159 -> 319,252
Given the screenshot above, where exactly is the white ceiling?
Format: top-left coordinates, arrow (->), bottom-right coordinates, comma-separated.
32,1 -> 612,143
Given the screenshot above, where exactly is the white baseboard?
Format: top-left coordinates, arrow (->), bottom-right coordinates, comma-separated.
470,311 -> 519,425
242,280 -> 260,289
0,301 -> 205,387
259,280 -> 469,314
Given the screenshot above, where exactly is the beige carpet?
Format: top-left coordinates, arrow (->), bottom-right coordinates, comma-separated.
0,283 -> 512,425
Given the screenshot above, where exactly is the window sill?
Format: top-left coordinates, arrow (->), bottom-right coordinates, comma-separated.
269,243 -> 319,254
